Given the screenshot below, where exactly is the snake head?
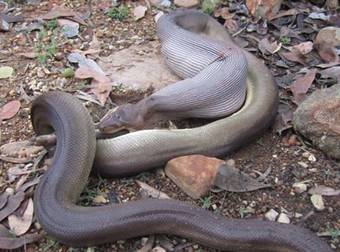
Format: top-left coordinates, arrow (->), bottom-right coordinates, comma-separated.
96,104 -> 144,134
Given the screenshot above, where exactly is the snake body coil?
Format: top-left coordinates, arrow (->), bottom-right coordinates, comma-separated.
32,10 -> 332,251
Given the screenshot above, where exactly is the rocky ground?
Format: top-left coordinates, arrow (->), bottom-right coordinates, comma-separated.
0,0 -> 339,251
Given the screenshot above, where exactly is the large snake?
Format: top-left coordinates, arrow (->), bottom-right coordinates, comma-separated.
31,10 -> 332,252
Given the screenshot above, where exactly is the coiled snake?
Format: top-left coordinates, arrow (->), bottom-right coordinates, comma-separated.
31,10 -> 332,252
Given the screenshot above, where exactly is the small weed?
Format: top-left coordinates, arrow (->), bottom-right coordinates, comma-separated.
78,177 -> 108,206
239,206 -> 254,218
34,29 -> 58,65
107,5 -> 129,21
42,238 -> 59,252
46,19 -> 58,30
201,0 -> 220,15
280,36 -> 291,46
200,195 -> 213,209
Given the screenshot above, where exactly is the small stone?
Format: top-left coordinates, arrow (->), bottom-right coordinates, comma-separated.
292,182 -> 307,193
165,155 -> 224,199
152,246 -> 166,252
5,187 -> 14,195
295,212 -> 303,218
93,194 -> 107,204
277,213 -> 290,224
298,161 -> 308,168
36,68 -> 45,78
293,84 -> 340,160
265,209 -> 279,221
174,0 -> 199,8
308,154 -> 316,162
310,194 -> 325,211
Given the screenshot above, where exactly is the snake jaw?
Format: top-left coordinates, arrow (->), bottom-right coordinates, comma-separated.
96,107 -> 127,134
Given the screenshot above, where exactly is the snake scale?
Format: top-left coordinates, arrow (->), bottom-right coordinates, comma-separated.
31,10 -> 332,252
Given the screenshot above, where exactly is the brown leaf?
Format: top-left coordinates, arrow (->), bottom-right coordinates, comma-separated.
134,6 -> 147,21
0,191 -> 25,222
0,100 -> 20,120
281,50 -> 306,65
308,185 -> 340,196
214,163 -> 272,192
40,6 -> 86,26
273,103 -> 293,134
258,37 -> 281,55
290,41 -> 313,55
136,180 -> 171,199
269,8 -> 298,20
0,224 -> 42,250
75,65 -> 112,105
246,0 -> 283,19
8,198 -> 34,236
18,52 -> 37,59
214,8 -> 238,33
289,69 -> 317,104
0,192 -> 10,210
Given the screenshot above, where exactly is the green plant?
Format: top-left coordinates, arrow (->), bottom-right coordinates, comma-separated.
107,5 -> 129,21
200,195 -> 213,209
34,29 -> 58,64
280,36 -> 291,46
201,0 -> 220,15
78,177 -> 108,206
46,19 -> 58,30
42,238 -> 59,252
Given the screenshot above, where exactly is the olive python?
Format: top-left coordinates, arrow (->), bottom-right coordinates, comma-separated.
31,9 -> 332,252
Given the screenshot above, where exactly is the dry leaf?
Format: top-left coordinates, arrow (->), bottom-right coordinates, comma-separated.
269,8 -> 298,20
281,50 -> 306,65
308,185 -> 340,196
18,52 -> 37,59
0,224 -> 42,250
0,140 -> 44,159
0,66 -> 14,79
258,37 -> 282,55
273,103 -> 293,134
214,8 -> 238,33
136,180 -> 170,199
214,163 -> 272,192
0,100 -> 20,120
0,191 -> 25,222
246,0 -> 283,19
310,194 -> 325,211
0,192 -> 10,210
134,6 -> 147,21
40,6 -> 86,26
290,41 -> 313,55
8,198 -> 34,236
289,69 -> 317,104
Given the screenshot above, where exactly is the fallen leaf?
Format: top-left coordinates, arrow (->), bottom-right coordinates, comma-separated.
18,52 -> 37,59
17,177 -> 40,193
214,7 -> 239,33
136,180 -> 171,199
214,163 -> 272,192
0,66 -> 14,79
290,41 -> 313,55
273,103 -> 293,134
0,140 -> 44,159
136,235 -> 155,252
258,37 -> 282,55
269,8 -> 298,20
310,194 -> 325,211
308,12 -> 330,21
319,66 -> 340,83
58,18 -> 79,38
0,192 -> 10,210
0,191 -> 25,222
0,100 -> 21,120
246,0 -> 283,19
8,198 -> 34,236
308,185 -> 340,196
40,6 -> 86,26
289,69 -> 317,104
154,11 -> 164,23
281,50 -> 306,65
134,6 -> 147,21
0,224 -> 42,250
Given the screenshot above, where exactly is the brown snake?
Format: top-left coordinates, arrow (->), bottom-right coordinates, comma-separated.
31,10 -> 332,252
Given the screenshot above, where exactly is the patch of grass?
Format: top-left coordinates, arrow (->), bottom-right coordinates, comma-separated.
46,19 -> 58,30
201,0 -> 220,15
239,206 -> 255,218
280,36 -> 291,46
78,176 -> 108,206
200,195 -> 213,209
42,238 -> 59,252
107,5 -> 129,21
34,29 -> 58,65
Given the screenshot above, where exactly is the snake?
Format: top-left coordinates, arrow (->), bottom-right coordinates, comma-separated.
31,9 -> 332,252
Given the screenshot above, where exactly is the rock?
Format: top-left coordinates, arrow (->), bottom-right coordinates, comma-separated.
292,182 -> 307,193
246,0 -> 282,19
293,84 -> 340,159
174,0 -> 199,8
310,194 -> 325,211
314,27 -> 340,62
152,246 -> 166,252
264,209 -> 279,221
277,213 -> 290,224
98,41 -> 180,91
165,155 -> 224,199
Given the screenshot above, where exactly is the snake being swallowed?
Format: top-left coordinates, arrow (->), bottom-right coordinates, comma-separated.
31,10 -> 332,252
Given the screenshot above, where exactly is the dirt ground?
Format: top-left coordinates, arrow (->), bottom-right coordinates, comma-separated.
0,0 -> 339,251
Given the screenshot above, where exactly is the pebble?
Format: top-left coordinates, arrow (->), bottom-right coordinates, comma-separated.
292,182 -> 307,193
277,213 -> 290,224
174,0 -> 199,7
264,209 -> 279,221
152,246 -> 166,252
310,194 -> 325,211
